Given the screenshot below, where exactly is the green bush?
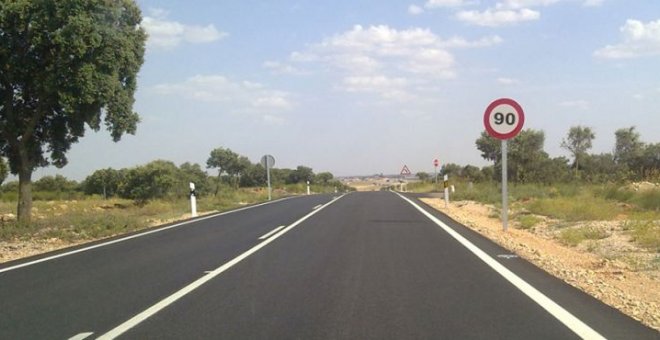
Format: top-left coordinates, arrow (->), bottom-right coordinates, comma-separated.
516,214 -> 542,229
622,220 -> 660,252
528,196 -> 620,221
559,227 -> 609,247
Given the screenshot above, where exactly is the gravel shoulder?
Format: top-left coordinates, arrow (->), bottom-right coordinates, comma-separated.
421,198 -> 659,331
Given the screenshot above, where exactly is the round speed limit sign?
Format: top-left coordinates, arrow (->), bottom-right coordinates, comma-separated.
483,98 -> 525,140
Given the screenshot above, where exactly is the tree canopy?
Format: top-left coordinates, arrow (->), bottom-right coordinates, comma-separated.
561,126 -> 595,177
0,0 -> 146,223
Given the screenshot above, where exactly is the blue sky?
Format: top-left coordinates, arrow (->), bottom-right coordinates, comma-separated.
33,0 -> 660,180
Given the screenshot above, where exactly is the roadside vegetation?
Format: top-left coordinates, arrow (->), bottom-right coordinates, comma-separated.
0,147 -> 350,244
407,125 -> 659,256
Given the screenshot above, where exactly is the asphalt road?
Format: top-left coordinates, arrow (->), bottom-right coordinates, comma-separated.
0,192 -> 656,339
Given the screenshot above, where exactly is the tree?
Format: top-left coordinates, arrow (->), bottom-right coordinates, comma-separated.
561,126 -> 595,177
33,175 -> 78,192
178,162 -> 209,196
0,158 -> 7,186
120,160 -> 179,205
476,129 -> 549,183
233,156 -> 251,188
0,1 -> 146,223
440,163 -> 462,178
287,166 -> 314,184
315,172 -> 334,185
614,127 -> 644,176
416,172 -> 430,182
82,168 -> 125,198
580,153 -> 627,183
462,165 -> 483,182
240,163 -> 267,187
207,147 -> 240,194
640,143 -> 660,179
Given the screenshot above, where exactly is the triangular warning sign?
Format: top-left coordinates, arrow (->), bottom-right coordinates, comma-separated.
400,165 -> 412,176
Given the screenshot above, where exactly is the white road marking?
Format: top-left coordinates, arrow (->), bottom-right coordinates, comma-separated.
258,226 -> 286,240
97,195 -> 344,340
312,204 -> 323,210
0,197 -> 295,274
497,254 -> 519,259
68,332 -> 93,340
395,193 -> 606,340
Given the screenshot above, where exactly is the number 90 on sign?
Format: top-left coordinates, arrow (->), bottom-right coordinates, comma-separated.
484,98 -> 525,140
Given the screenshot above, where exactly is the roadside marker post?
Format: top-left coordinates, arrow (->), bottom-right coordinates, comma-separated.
483,98 -> 525,232
189,182 -> 197,217
306,181 -> 311,195
261,155 -> 275,201
433,159 -> 439,184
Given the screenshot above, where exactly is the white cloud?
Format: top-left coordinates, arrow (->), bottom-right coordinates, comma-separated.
425,0 -> 470,8
262,61 -> 307,75
497,77 -> 520,85
153,75 -> 294,116
283,25 -> 500,103
559,100 -> 590,110
456,8 -> 540,26
498,0 -> 560,9
408,4 -> 424,15
440,35 -> 503,48
594,19 -> 660,59
141,8 -> 227,49
582,0 -> 604,7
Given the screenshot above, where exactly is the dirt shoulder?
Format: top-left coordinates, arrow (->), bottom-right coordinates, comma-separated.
0,211 -> 216,264
420,198 -> 659,331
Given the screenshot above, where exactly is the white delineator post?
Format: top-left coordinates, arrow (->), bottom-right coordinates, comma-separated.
189,182 -> 197,218
444,174 -> 449,208
306,181 -> 311,195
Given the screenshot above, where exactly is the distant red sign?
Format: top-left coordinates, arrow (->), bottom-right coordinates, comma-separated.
433,159 -> 439,167
400,165 -> 412,176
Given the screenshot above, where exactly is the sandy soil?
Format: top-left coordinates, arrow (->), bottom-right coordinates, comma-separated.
420,198 -> 659,331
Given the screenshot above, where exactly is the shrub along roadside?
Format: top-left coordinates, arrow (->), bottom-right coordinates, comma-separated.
0,185 -> 338,243
410,181 -> 660,251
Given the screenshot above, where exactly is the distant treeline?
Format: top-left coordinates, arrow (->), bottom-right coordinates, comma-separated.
0,147 -> 346,204
417,126 -> 660,184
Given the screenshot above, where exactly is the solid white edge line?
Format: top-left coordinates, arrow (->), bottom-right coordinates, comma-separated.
68,332 -> 94,340
97,194 -> 344,340
258,225 -> 286,240
395,192 -> 606,340
0,197 -> 296,274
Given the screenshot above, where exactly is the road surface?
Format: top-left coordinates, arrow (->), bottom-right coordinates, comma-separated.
0,192 -> 656,339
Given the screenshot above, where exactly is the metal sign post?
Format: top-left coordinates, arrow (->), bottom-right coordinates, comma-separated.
433,159 -> 439,184
483,98 -> 525,232
261,155 -> 275,201
443,174 -> 449,208
501,140 -> 508,231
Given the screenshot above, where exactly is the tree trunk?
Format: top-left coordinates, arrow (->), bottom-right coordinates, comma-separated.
17,168 -> 33,225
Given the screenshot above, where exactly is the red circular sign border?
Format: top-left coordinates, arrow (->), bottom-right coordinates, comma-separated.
433,159 -> 439,167
483,98 -> 525,140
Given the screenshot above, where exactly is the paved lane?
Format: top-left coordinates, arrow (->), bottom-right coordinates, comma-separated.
0,195 -> 337,339
123,191 -> 656,339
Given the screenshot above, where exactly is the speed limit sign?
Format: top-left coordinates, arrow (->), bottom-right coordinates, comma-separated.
483,98 -> 525,140
483,98 -> 525,232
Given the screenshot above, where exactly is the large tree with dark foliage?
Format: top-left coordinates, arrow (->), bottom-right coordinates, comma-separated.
0,0 -> 146,223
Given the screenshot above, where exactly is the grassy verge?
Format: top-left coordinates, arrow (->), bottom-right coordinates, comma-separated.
410,181 -> 660,251
0,186 -> 319,242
